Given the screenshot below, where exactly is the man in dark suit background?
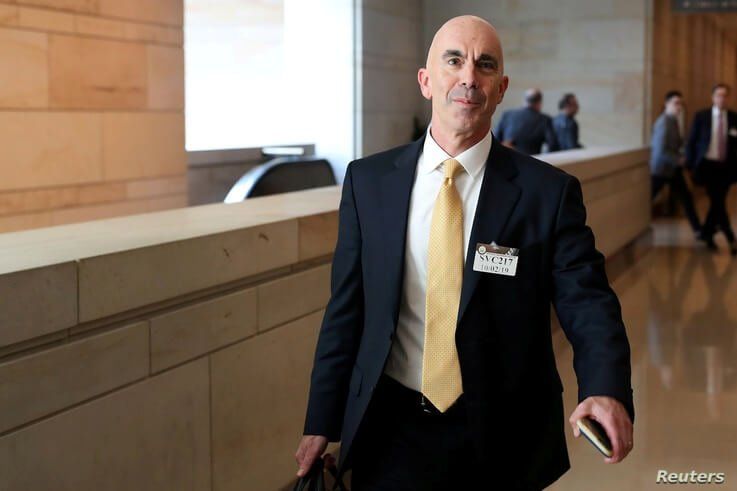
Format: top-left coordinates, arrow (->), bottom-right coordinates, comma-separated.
295,15 -> 634,490
687,83 -> 737,254
495,88 -> 560,155
650,90 -> 701,235
553,93 -> 583,150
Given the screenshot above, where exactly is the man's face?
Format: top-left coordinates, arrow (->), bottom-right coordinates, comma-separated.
713,87 -> 729,110
418,20 -> 508,134
666,96 -> 683,116
569,97 -> 579,116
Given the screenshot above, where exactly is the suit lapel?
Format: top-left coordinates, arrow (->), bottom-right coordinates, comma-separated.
456,139 -> 521,328
380,134 -> 425,326
378,133 -> 521,333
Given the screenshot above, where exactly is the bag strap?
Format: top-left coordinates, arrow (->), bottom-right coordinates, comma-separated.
292,457 -> 325,491
324,460 -> 348,491
292,455 -> 349,491
313,460 -> 325,491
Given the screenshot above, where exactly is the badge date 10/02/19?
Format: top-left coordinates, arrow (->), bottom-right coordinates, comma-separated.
472,242 -> 519,277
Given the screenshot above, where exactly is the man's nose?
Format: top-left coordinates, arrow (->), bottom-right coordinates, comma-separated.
459,64 -> 478,89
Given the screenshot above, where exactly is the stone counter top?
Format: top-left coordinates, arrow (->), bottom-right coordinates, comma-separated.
0,146 -> 649,351
0,186 -> 340,276
0,146 -> 647,276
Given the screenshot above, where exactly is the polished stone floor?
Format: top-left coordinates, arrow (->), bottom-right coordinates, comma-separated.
550,212 -> 737,490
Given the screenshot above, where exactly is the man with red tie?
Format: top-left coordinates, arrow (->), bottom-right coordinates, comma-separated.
687,84 -> 737,254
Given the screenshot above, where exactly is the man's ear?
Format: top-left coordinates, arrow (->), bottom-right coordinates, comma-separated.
418,68 -> 432,100
497,75 -> 509,104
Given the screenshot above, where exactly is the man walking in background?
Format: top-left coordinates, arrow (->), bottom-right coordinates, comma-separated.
650,90 -> 701,235
687,84 -> 737,254
553,93 -> 583,150
495,88 -> 559,154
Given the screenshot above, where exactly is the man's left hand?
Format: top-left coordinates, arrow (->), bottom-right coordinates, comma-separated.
568,396 -> 633,464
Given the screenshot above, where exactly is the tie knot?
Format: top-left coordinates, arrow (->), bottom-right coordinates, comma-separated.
442,158 -> 463,180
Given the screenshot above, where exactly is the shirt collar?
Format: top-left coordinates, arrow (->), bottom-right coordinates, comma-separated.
418,125 -> 491,179
713,106 -> 725,117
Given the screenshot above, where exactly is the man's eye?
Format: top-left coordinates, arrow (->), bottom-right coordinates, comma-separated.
448,58 -> 460,65
479,62 -> 494,70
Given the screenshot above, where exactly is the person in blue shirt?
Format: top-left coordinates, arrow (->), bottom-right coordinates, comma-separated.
553,93 -> 583,150
650,90 -> 701,236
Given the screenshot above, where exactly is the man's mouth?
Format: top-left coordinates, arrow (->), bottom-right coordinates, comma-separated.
453,98 -> 480,106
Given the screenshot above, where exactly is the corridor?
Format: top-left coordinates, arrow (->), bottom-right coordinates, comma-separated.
551,206 -> 737,490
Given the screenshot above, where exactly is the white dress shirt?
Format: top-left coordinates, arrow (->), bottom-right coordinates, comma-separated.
383,127 -> 492,391
706,105 -> 728,161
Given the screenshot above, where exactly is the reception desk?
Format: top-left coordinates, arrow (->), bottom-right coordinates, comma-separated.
0,146 -> 650,491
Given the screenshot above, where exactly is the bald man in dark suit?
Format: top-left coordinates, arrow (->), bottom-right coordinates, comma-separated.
296,15 -> 634,491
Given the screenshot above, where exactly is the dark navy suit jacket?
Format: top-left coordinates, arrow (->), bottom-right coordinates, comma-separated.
303,133 -> 634,489
686,108 -> 737,184
495,106 -> 560,155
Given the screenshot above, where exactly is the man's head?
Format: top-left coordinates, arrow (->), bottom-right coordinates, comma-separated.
525,89 -> 543,112
418,15 -> 508,138
712,83 -> 730,110
664,90 -> 683,116
558,93 -> 579,117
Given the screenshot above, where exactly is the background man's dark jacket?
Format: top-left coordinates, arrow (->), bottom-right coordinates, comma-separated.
303,133 -> 634,490
686,108 -> 737,183
495,106 -> 560,154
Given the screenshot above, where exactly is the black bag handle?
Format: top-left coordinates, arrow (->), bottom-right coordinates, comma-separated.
292,456 -> 323,491
292,456 -> 348,491
325,458 -> 348,491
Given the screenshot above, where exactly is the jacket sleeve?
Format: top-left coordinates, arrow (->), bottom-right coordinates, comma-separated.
552,117 -> 567,150
545,116 -> 560,152
550,176 -> 635,422
303,161 -> 365,440
685,114 -> 700,169
651,117 -> 678,171
573,119 -> 582,149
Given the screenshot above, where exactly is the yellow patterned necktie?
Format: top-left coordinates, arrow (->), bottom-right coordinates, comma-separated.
421,157 -> 464,412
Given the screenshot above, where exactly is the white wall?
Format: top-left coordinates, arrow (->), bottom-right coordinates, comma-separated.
284,0 -> 356,180
186,0 -> 356,180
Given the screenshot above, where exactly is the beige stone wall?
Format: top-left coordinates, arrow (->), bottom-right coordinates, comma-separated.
0,188 -> 341,491
0,0 -> 186,234
360,0 -> 426,156
650,0 -> 737,134
0,148 -> 648,490
422,0 -> 652,147
543,147 -> 651,257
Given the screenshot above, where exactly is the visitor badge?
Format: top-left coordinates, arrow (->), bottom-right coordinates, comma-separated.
472,241 -> 519,276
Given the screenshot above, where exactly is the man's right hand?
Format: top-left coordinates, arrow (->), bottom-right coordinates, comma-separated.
295,435 -> 329,477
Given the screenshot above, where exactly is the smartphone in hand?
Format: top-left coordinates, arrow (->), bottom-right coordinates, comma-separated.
576,418 -> 613,458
